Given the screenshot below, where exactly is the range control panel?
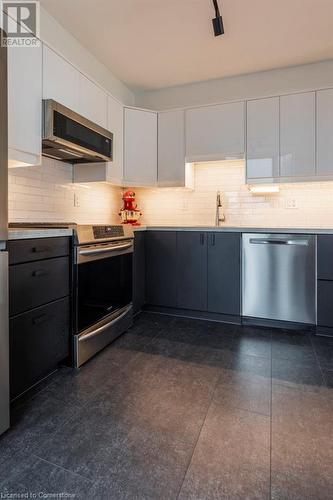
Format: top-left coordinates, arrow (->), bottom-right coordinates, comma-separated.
93,225 -> 125,240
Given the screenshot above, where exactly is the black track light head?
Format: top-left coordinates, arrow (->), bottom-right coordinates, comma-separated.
212,15 -> 224,36
212,0 -> 224,36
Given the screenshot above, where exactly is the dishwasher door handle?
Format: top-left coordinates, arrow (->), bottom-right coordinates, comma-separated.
249,238 -> 309,246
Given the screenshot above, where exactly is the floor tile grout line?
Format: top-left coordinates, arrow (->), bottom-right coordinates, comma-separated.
29,322 -> 175,482
269,333 -> 273,500
309,335 -> 328,387
216,404 -> 271,418
175,371 -> 223,500
31,454 -> 95,483
30,320 -> 163,416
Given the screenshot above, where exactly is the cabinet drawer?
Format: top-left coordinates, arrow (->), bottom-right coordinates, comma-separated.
10,297 -> 70,399
9,237 -> 70,265
317,280 -> 333,327
317,235 -> 333,280
10,256 -> 70,316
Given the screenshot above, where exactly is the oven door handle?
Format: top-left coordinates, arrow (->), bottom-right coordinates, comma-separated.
78,306 -> 132,343
79,241 -> 133,256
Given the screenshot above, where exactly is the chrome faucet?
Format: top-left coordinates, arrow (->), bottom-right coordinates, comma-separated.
215,191 -> 225,226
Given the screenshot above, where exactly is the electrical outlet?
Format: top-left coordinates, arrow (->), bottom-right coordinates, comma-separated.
74,193 -> 80,207
182,199 -> 188,211
285,198 -> 298,209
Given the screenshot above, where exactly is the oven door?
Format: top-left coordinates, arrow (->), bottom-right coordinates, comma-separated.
76,240 -> 133,333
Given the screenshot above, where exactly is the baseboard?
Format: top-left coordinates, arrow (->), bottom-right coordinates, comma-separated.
242,316 -> 315,331
315,326 -> 333,337
143,305 -> 241,325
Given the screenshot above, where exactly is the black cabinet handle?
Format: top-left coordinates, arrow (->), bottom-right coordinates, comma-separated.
32,246 -> 50,253
32,270 -> 48,277
200,233 -> 205,246
32,313 -> 48,325
211,234 -> 215,246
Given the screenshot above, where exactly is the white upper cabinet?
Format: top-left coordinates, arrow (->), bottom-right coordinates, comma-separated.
43,45 -> 80,113
8,43 -> 42,167
158,110 -> 186,187
280,92 -> 315,178
246,97 -> 279,180
107,95 -> 124,184
43,44 -> 108,128
4,10 -> 42,168
123,108 -> 157,186
79,75 -> 107,129
185,101 -> 245,162
316,89 -> 333,176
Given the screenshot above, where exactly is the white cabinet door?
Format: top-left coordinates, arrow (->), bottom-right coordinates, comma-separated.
280,92 -> 315,178
124,108 -> 157,186
107,95 -> 123,184
185,101 -> 245,161
43,45 -> 80,113
8,42 -> 42,167
317,89 -> 333,176
246,97 -> 279,180
79,75 -> 107,128
158,110 -> 185,186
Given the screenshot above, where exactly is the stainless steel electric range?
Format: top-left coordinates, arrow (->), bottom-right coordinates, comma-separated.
74,224 -> 134,367
9,222 -> 134,367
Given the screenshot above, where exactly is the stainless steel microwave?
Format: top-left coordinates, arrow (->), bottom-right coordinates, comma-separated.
42,100 -> 113,163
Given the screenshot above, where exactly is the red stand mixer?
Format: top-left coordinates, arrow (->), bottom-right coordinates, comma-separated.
119,190 -> 142,226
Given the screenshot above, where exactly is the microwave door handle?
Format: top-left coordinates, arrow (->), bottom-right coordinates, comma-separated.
79,241 -> 133,256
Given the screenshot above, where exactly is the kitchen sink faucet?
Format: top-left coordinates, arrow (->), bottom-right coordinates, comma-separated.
215,191 -> 225,226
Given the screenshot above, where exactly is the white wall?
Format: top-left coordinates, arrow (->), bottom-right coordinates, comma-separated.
135,59 -> 333,110
40,7 -> 135,106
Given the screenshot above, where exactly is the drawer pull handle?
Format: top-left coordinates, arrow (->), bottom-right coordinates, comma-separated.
32,314 -> 48,325
32,246 -> 50,253
32,270 -> 48,277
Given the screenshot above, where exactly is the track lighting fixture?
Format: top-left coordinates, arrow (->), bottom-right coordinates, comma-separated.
212,0 -> 224,36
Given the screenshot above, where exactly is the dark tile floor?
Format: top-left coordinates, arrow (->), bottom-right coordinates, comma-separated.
0,313 -> 332,499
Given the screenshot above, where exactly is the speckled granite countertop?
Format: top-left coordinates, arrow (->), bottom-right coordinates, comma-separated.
8,226 -> 333,239
8,228 -> 74,240
134,226 -> 333,234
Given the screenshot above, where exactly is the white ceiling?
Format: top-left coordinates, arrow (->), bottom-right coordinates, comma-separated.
39,0 -> 333,91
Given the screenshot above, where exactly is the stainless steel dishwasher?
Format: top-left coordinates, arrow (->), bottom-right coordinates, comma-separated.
242,234 -> 316,324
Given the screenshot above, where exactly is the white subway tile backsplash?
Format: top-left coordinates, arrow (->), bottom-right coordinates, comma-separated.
8,157 -> 122,224
8,158 -> 333,228
135,161 -> 333,228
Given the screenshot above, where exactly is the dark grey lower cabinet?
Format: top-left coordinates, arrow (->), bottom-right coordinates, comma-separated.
146,231 -> 178,307
177,232 -> 207,311
317,235 -> 333,280
133,231 -> 146,314
317,280 -> 333,327
145,230 -> 241,317
317,236 -> 333,333
9,237 -> 72,400
207,232 -> 241,315
10,297 -> 70,400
